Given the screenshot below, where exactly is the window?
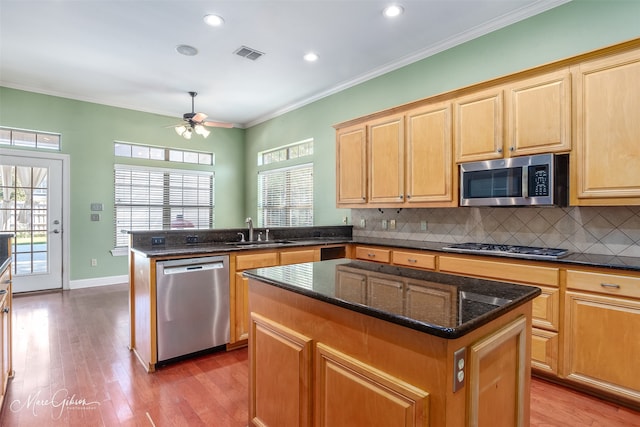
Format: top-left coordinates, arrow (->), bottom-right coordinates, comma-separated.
114,141 -> 213,165
0,127 -> 60,150
258,139 -> 313,166
114,165 -> 214,247
258,163 -> 313,227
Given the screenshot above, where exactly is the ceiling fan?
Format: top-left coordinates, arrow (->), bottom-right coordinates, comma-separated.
173,91 -> 233,139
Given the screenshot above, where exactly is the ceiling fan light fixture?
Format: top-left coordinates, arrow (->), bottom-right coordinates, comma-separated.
183,128 -> 193,140
175,125 -> 187,136
194,124 -> 210,138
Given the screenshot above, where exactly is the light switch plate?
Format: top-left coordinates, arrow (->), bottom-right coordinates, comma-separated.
90,203 -> 103,211
90,213 -> 101,221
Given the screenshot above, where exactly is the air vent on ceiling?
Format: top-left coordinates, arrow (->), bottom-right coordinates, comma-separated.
234,45 -> 265,61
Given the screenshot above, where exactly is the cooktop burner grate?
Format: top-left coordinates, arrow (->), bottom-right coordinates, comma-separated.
442,242 -> 569,260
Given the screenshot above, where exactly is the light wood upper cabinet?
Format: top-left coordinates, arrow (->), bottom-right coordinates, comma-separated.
505,68 -> 572,156
405,102 -> 456,206
336,124 -> 367,206
454,87 -> 504,162
368,114 -> 404,204
572,48 -> 640,205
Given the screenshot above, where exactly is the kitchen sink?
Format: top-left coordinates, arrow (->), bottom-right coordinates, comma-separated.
225,239 -> 293,248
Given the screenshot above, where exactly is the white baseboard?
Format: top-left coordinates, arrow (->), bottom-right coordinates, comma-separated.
69,275 -> 129,290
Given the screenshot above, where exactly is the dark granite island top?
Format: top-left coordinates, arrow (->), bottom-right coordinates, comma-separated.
244,258 -> 541,339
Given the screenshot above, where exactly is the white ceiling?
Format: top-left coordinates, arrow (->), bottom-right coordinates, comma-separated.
0,0 -> 569,128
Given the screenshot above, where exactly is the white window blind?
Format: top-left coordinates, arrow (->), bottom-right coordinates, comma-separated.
114,165 -> 214,247
257,163 -> 313,227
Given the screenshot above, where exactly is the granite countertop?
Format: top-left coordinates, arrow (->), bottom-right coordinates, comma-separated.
244,259 -> 541,339
131,233 -> 640,272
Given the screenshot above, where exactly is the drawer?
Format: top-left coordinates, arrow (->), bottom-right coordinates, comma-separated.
566,270 -> 640,299
280,249 -> 318,266
531,328 -> 558,375
354,246 -> 390,263
235,252 -> 279,271
531,286 -> 560,331
438,256 -> 559,287
392,250 -> 436,271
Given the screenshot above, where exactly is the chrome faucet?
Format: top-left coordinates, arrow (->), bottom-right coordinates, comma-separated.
245,217 -> 254,241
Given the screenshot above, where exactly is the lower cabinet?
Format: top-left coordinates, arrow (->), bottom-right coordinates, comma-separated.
0,260 -> 12,407
564,270 -> 640,404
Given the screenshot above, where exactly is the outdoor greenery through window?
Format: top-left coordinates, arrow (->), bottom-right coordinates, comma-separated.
0,127 -> 60,150
114,165 -> 214,247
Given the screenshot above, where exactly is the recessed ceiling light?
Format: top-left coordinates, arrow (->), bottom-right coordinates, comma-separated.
303,52 -> 319,62
203,14 -> 224,27
176,44 -> 198,56
383,4 -> 404,18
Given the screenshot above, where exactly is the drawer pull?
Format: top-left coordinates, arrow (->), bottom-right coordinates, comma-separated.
600,283 -> 621,289
407,259 -> 418,263
367,253 -> 376,258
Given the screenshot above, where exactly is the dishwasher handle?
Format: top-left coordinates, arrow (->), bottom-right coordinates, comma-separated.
161,261 -> 226,275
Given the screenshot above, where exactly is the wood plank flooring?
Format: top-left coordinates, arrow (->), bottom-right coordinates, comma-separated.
0,283 -> 638,426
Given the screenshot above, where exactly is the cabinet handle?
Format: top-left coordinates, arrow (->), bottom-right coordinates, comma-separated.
367,253 -> 376,258
509,146 -> 515,152
407,194 -> 411,199
497,147 -> 503,153
407,259 -> 417,263
1,307 -> 8,314
600,283 -> 621,289
362,197 -> 366,200
399,195 -> 403,200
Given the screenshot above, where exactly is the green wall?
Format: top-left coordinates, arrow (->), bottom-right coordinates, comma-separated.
0,88 -> 245,281
1,0 -> 639,282
244,0 -> 640,223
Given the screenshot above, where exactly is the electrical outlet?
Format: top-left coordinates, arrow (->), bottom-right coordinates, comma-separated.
342,216 -> 348,224
186,235 -> 199,244
91,258 -> 97,267
382,219 -> 388,230
90,213 -> 101,221
359,218 -> 366,228
453,347 -> 466,392
389,219 -> 396,230
151,236 -> 165,245
420,220 -> 428,231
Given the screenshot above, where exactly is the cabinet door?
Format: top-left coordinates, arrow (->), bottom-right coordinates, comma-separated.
573,48 -> 640,205
405,102 -> 456,206
368,114 -> 404,204
454,87 -> 504,162
235,272 -> 250,342
279,249 -> 318,266
250,313 -> 312,427
564,291 -> 640,402
505,68 -> 571,156
336,124 -> 367,206
0,296 -> 5,399
531,328 -> 558,375
315,343 -> 429,427
468,316 -> 529,427
405,281 -> 455,326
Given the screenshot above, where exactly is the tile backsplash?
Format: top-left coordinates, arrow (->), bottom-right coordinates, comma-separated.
352,206 -> 640,257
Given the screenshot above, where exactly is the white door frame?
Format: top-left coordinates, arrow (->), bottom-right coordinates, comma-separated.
0,148 -> 70,290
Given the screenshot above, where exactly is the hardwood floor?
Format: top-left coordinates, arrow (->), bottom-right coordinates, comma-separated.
0,284 -> 638,426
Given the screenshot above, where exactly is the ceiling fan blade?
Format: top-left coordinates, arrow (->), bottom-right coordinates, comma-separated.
164,122 -> 188,128
203,120 -> 234,128
192,112 -> 208,123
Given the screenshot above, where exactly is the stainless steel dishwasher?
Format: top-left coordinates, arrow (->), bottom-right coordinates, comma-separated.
156,255 -> 230,363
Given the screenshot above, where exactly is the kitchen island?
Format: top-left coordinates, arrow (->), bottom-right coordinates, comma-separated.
244,259 -> 541,427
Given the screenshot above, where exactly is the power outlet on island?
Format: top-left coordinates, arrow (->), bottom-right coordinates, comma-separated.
453,347 -> 466,393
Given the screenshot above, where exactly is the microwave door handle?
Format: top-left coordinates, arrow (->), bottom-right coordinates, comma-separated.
522,167 -> 529,198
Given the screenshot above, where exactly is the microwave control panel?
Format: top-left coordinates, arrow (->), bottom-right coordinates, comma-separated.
529,165 -> 549,196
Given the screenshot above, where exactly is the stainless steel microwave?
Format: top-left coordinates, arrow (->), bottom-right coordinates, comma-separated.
459,154 -> 568,207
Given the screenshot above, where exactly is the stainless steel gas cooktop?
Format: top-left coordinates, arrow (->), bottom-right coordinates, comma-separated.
441,242 -> 569,260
